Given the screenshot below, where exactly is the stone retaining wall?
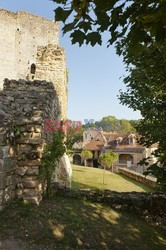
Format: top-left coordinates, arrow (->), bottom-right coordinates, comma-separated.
118,167 -> 157,187
55,187 -> 166,219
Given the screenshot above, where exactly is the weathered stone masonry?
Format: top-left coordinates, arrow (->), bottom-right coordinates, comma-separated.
0,79 -> 62,209
0,9 -> 59,89
35,44 -> 68,119
0,9 -> 71,209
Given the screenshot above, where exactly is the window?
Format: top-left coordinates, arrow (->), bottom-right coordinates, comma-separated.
30,63 -> 36,74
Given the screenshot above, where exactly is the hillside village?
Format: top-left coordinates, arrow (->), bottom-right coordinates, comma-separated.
73,129 -> 157,173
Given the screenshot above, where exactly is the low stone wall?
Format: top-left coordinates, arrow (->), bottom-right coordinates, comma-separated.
118,167 -> 157,187
54,188 -> 166,224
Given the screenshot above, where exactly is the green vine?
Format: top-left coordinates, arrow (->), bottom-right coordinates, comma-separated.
39,130 -> 66,198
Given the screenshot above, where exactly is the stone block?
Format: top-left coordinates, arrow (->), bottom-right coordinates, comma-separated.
23,188 -> 39,196
0,146 -> 9,158
26,125 -> 35,132
6,175 -> 15,186
29,138 -> 43,144
17,167 -> 27,176
0,133 -> 6,145
0,174 -> 5,189
3,158 -> 17,173
26,166 -> 39,176
34,125 -> 42,133
23,180 -> 39,188
0,159 -> 4,173
18,159 -> 40,166
32,132 -> 41,139
9,147 -> 15,157
18,144 -> 32,153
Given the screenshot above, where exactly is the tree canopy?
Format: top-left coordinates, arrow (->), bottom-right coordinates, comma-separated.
81,150 -> 93,160
66,121 -> 83,151
119,43 -> 166,189
52,0 -> 166,186
99,152 -> 118,168
53,0 -> 166,53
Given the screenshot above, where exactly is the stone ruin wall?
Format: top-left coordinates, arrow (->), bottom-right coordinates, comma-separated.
0,79 -> 70,210
35,44 -> 68,120
0,9 -> 70,210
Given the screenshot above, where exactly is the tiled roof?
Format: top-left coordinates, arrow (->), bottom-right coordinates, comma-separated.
83,130 -> 158,152
83,140 -> 105,151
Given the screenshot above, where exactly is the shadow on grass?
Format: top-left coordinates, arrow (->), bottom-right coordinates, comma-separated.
0,197 -> 165,250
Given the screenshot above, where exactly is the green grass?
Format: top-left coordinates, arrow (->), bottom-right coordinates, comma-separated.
0,197 -> 165,249
72,164 -> 154,192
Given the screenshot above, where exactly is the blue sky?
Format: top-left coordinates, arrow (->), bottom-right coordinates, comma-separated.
0,0 -> 141,122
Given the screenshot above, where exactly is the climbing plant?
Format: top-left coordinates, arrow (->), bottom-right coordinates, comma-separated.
39,130 -> 66,198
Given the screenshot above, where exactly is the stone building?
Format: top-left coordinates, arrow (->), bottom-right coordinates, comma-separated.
80,130 -> 157,173
0,9 -> 71,210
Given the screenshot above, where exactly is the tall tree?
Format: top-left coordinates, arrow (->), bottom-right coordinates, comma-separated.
52,0 -> 166,187
119,44 -> 166,189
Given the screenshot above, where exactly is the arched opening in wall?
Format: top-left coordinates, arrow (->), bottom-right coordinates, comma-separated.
119,154 -> 133,165
73,154 -> 81,165
30,63 -> 36,74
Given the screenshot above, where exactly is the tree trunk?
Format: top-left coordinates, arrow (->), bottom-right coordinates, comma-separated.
103,166 -> 106,185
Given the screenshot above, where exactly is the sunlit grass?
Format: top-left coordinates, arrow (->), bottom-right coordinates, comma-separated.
72,164 -> 154,192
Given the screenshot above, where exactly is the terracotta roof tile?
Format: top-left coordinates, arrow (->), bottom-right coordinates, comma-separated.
83,141 -> 105,151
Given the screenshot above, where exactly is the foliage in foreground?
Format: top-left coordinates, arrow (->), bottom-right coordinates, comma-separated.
53,0 -> 166,51
39,131 -> 66,197
119,44 -> 166,191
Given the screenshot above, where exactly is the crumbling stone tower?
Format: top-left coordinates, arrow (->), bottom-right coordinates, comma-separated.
0,9 -> 70,210
0,9 -> 67,119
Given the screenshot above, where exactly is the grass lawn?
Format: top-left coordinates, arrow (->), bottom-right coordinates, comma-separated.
72,164 -> 154,192
0,197 -> 165,250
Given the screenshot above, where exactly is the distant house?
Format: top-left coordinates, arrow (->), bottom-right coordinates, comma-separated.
81,130 -> 157,173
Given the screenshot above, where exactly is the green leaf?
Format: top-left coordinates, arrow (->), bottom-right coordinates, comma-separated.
75,21 -> 92,33
70,30 -> 86,46
63,20 -> 78,34
86,32 -> 102,46
54,7 -> 72,23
